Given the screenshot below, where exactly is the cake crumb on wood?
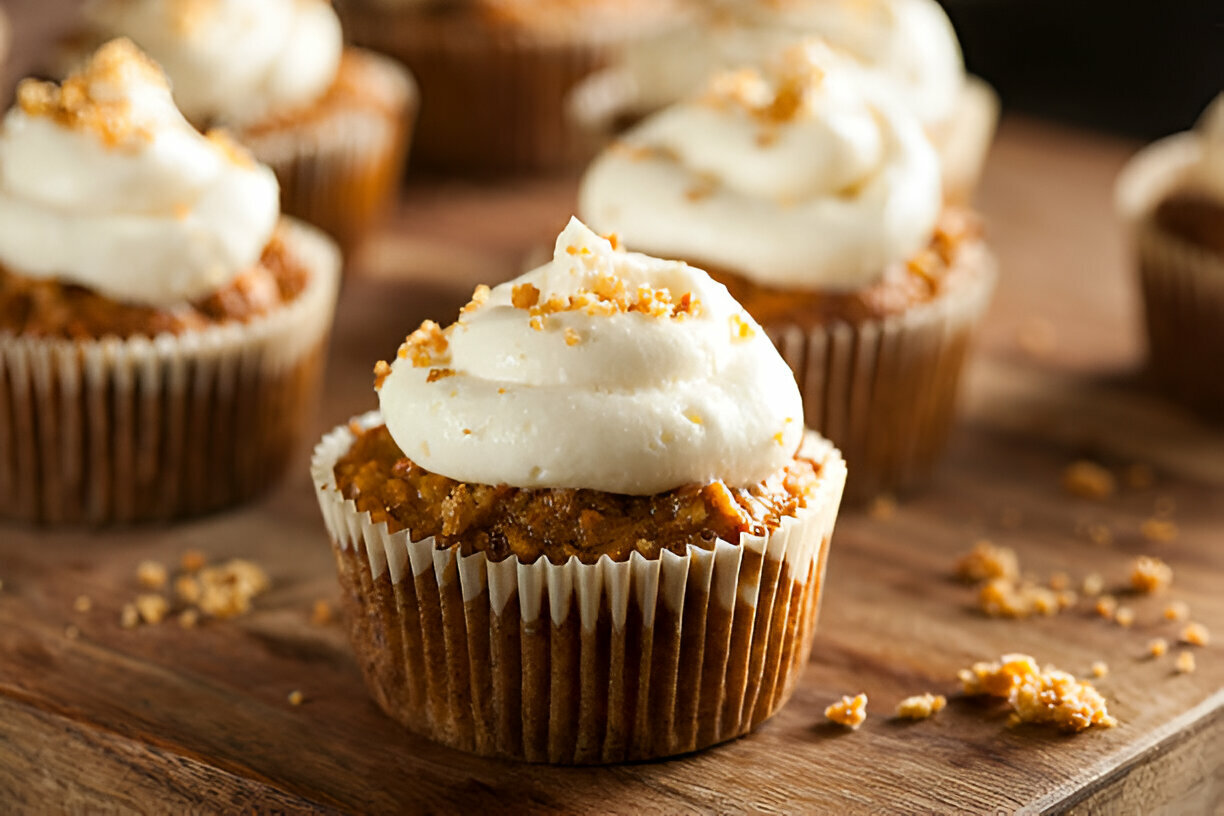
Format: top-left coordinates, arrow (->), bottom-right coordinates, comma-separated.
73,595 -> 93,613
1130,556 -> 1172,593
120,603 -> 140,629
959,654 -> 1116,732
1175,651 -> 1196,674
310,600 -> 334,626
136,560 -> 168,590
135,594 -> 169,625
1180,622 -> 1210,646
1114,607 -> 1135,628
896,693 -> 946,720
1147,638 -> 1168,658
288,690 -> 305,706
825,694 -> 867,729
955,541 -> 1018,583
1163,601 -> 1189,622
180,550 -> 207,574
1063,461 -> 1115,500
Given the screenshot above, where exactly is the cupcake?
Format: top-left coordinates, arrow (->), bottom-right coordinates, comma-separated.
312,218 -> 846,762
77,0 -> 417,253
571,0 -> 998,203
580,42 -> 997,501
334,0 -> 687,175
0,40 -> 341,524
1117,96 -> 1224,418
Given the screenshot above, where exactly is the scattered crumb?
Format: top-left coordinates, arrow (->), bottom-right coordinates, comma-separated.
1180,622 -> 1210,647
1017,316 -> 1058,357
135,594 -> 169,625
1114,607 -> 1135,628
1048,572 -> 1070,591
1094,595 -> 1118,619
1063,461 -> 1115,500
825,694 -> 868,729
1056,590 -> 1079,610
64,625 -> 80,640
175,575 -> 202,605
1148,638 -> 1168,658
1163,601 -> 1190,622
288,690 -> 305,706
1140,518 -> 1179,544
1091,661 -> 1109,678
1175,651 -> 1196,674
1082,573 -> 1105,597
868,494 -> 897,521
960,654 -> 1116,732
120,603 -> 140,629
978,578 -> 1060,619
1124,464 -> 1155,490
178,609 -> 200,629
1130,556 -> 1173,594
136,560 -> 168,590
73,594 -> 93,613
955,541 -> 1019,583
310,600 -> 334,627
896,693 -> 946,720
1082,522 -> 1113,546
196,559 -> 270,619
180,550 -> 207,574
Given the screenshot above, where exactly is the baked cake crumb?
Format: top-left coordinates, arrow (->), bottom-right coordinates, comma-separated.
955,540 -> 1019,583
135,594 -> 169,625
175,575 -> 202,605
136,560 -> 168,590
311,600 -> 334,626
1114,607 -> 1135,628
825,693 -> 868,729
1140,518 -> 1179,544
1082,573 -> 1105,597
1175,651 -> 1196,674
120,603 -> 140,629
288,690 -> 305,706
1090,661 -> 1109,678
178,609 -> 200,629
1147,638 -> 1168,658
959,654 -> 1116,732
1180,622 -> 1210,646
978,578 -> 1059,619
1130,556 -> 1173,593
896,693 -> 946,720
1094,595 -> 1118,619
73,595 -> 93,613
1163,601 -> 1190,622
1063,461 -> 1115,500
180,550 -> 207,573
196,559 -> 270,619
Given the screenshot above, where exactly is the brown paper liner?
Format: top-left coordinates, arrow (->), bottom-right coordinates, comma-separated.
765,248 -> 997,502
337,8 -> 643,174
240,49 -> 417,254
0,219 -> 340,525
312,413 -> 846,763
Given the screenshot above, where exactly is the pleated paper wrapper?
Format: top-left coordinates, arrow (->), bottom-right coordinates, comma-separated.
1118,133 -> 1224,417
767,246 -> 997,502
0,219 -> 340,525
312,412 -> 846,764
242,49 -> 417,254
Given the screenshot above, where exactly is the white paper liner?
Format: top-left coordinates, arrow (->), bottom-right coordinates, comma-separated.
240,49 -> 417,254
0,218 -> 340,524
312,412 -> 846,763
768,244 -> 997,501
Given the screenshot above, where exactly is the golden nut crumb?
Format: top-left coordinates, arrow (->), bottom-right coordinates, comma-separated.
373,360 -> 393,390
955,540 -> 1019,583
960,654 -> 1116,732
1091,661 -> 1109,678
825,693 -> 868,729
1148,638 -> 1168,658
196,559 -> 270,620
1063,461 -> 1116,500
120,603 -> 140,629
310,600 -> 334,627
1163,601 -> 1190,622
1130,555 -> 1173,594
1140,518 -> 1179,544
1056,590 -> 1079,611
1094,595 -> 1118,619
175,575 -> 202,605
978,578 -> 1060,619
1048,571 -> 1070,591
288,690 -> 305,706
1082,573 -> 1105,597
178,609 -> 200,629
868,494 -> 897,522
1114,607 -> 1135,628
1175,651 -> 1196,674
73,595 -> 93,613
1180,622 -> 1210,647
564,327 -> 582,346
399,320 -> 450,369
895,693 -> 946,720
136,560 -> 168,590
180,550 -> 207,574
135,594 -> 169,625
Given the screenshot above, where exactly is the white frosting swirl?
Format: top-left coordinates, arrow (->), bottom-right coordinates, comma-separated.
377,218 -> 805,495
1190,94 -> 1224,201
0,39 -> 280,306
579,41 -> 942,290
82,0 -> 343,126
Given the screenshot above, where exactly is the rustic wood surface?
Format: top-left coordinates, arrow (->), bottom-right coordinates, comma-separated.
1,7 -> 1223,815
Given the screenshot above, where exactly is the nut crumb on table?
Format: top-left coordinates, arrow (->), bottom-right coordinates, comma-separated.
1114,607 -> 1135,628
1180,622 -> 1210,646
1063,461 -> 1115,500
955,541 -> 1018,583
73,594 -> 92,613
1081,573 -> 1105,596
1175,651 -> 1196,674
136,560 -> 168,590
1130,556 -> 1173,593
1090,661 -> 1109,678
1163,601 -> 1190,622
959,654 -> 1116,732
896,693 -> 946,720
1147,638 -> 1168,658
825,694 -> 868,729
135,593 -> 169,625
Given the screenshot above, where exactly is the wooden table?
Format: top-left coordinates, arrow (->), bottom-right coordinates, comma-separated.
1,12 -> 1222,816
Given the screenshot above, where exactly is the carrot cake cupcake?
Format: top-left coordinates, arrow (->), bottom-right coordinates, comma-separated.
580,41 -> 997,501
572,0 -> 997,203
334,0 -> 687,174
0,40 -> 341,524
1117,95 -> 1224,418
312,217 -> 846,762
78,0 -> 417,252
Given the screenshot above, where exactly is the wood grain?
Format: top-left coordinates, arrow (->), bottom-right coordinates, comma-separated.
1,7 -> 1222,815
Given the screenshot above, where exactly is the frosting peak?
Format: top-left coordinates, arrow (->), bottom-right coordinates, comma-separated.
1192,94 -> 1224,200
376,218 -> 805,495
0,39 -> 280,305
579,40 -> 942,290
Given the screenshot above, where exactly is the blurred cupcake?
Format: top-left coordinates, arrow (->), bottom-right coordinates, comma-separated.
334,0 -> 687,174
78,0 -> 417,253
1117,96 -> 1224,418
0,40 -> 341,524
580,42 -> 997,501
572,0 -> 997,203
312,218 -> 846,762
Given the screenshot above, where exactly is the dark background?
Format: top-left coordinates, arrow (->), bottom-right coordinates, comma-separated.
941,0 -> 1223,138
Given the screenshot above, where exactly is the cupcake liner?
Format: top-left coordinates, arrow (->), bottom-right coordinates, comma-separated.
0,219 -> 341,525
1117,134 -> 1224,416
934,76 -> 1000,205
312,412 -> 846,763
767,247 -> 997,502
240,49 -> 418,254
338,9 -> 624,174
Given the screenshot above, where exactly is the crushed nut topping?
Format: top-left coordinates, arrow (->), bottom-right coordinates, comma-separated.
288,690 -> 305,706
180,550 -> 207,574
1130,555 -> 1173,594
895,693 -> 946,720
426,367 -> 457,383
825,693 -> 867,729
73,595 -> 93,613
959,654 -> 1117,732
1063,461 -> 1116,500
1082,573 -> 1105,596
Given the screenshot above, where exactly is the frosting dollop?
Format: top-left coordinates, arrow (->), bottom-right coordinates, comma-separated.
1189,94 -> 1224,200
376,218 -> 805,495
82,0 -> 343,126
579,41 -> 942,290
0,39 -> 280,306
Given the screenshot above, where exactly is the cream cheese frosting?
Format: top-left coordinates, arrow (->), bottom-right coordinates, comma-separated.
376,217 -> 805,495
0,39 -> 280,306
1188,95 -> 1224,201
579,40 -> 943,290
82,0 -> 343,126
